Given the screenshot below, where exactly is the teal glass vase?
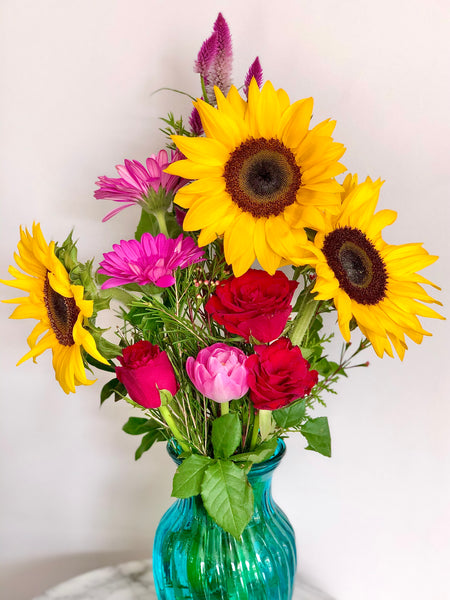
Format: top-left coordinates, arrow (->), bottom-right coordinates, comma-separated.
152,438 -> 297,600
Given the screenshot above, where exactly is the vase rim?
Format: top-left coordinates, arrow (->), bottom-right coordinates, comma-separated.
166,437 -> 286,471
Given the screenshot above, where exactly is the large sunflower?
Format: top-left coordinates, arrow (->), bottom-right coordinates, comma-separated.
1,223 -> 108,393
310,175 -> 443,359
165,79 -> 346,276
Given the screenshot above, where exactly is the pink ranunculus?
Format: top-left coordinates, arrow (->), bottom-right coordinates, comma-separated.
115,341 -> 179,409
246,338 -> 318,411
186,343 -> 249,403
205,269 -> 298,343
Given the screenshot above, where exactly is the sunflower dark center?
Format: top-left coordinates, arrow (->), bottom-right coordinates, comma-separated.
44,274 -> 79,346
224,138 -> 301,218
322,227 -> 387,305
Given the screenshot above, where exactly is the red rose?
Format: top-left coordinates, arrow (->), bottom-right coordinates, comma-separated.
115,341 -> 179,409
205,269 -> 298,343
245,338 -> 318,410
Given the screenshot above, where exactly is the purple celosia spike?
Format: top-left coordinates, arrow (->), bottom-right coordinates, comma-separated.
206,13 -> 233,98
194,31 -> 218,84
243,57 -> 263,98
189,106 -> 204,136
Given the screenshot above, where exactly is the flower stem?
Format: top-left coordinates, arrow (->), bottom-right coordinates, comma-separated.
258,410 -> 273,441
221,402 -> 229,416
250,411 -> 260,450
154,210 -> 169,237
159,405 -> 189,452
289,293 -> 318,347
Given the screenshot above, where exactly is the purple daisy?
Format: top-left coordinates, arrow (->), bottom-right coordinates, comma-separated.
95,149 -> 186,222
98,233 -> 205,289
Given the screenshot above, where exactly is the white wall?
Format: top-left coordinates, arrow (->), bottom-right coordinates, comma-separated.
1,1 -> 449,599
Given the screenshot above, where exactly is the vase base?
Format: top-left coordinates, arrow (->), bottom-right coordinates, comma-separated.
31,560 -> 336,600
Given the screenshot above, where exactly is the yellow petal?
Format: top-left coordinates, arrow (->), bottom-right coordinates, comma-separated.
183,193 -> 236,231
223,212 -> 256,274
279,97 -> 313,149
334,291 -> 352,341
164,159 -> 223,180
170,136 -> 230,166
254,218 -> 282,274
194,98 -> 244,149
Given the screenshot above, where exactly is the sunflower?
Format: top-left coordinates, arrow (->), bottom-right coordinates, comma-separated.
165,79 -> 346,276
310,174 -> 443,359
1,223 -> 108,393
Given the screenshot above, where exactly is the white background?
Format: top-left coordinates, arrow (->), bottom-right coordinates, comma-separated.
1,1 -> 449,599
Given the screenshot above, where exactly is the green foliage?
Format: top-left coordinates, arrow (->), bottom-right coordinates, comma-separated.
123,416 -> 159,434
172,454 -> 213,498
273,399 -> 306,428
135,429 -> 167,460
231,439 -> 278,464
201,460 -> 254,539
100,378 -> 127,404
85,354 -> 116,373
160,112 -> 193,148
135,209 -> 159,240
212,413 -> 241,459
301,417 -> 331,457
122,415 -> 168,459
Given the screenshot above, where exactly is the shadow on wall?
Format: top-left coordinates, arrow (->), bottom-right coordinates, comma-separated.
0,550 -> 148,600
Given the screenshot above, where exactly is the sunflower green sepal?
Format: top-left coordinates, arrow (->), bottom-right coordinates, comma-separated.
55,232 -> 113,313
1,223 -> 109,393
54,230 -> 79,271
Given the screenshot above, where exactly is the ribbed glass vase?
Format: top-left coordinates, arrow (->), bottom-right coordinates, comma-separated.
152,438 -> 296,600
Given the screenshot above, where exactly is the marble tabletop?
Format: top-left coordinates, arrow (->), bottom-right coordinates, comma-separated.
32,559 -> 335,600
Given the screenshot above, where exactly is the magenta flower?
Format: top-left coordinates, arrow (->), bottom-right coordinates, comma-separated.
186,343 -> 249,404
243,57 -> 263,98
194,31 -> 218,83
98,232 -> 205,289
95,149 -> 186,222
115,341 -> 179,409
189,106 -> 204,136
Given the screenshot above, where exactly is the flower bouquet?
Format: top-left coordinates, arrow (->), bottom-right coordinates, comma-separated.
1,12 -> 443,600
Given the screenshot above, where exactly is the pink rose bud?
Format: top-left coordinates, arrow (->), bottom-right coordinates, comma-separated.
116,341 -> 179,409
186,343 -> 249,403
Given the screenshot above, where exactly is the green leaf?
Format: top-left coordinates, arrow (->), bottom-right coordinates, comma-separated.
100,378 -> 127,404
86,353 -> 116,373
172,454 -> 213,498
201,460 -> 254,539
301,417 -> 331,457
135,429 -> 165,460
135,209 -> 159,240
273,399 -> 306,428
211,413 -> 241,459
122,416 -> 160,435
95,337 -> 122,360
232,438 -> 278,464
315,358 -> 340,377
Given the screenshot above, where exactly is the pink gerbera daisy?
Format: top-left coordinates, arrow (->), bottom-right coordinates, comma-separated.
95,149 -> 186,221
98,233 -> 205,289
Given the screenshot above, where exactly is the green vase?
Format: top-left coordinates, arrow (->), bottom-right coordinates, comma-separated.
152,438 -> 297,599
